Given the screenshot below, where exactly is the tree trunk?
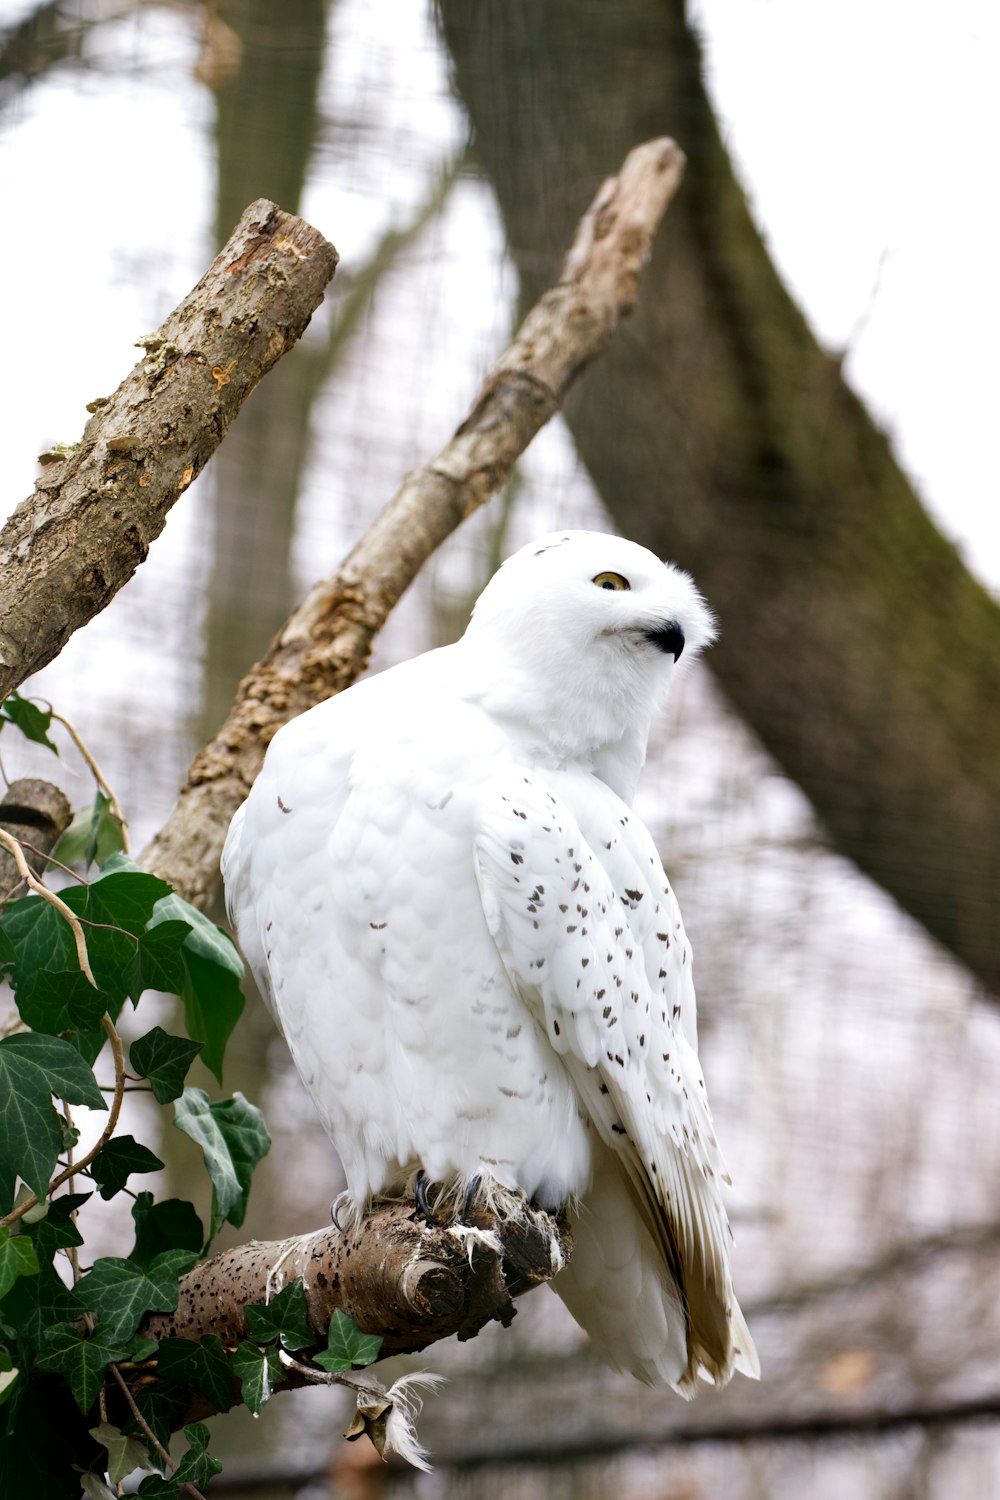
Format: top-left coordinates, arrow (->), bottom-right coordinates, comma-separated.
438,0 -> 1000,996
199,0 -> 330,738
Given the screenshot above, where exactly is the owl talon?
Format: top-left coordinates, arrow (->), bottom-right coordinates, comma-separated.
330,1190 -> 351,1232
462,1174 -> 483,1222
413,1170 -> 440,1225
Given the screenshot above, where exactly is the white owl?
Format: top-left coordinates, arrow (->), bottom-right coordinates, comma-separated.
222,530 -> 758,1393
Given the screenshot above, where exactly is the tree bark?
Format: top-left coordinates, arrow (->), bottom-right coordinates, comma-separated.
0,199 -> 338,704
141,139 -> 687,908
438,0 -> 1000,996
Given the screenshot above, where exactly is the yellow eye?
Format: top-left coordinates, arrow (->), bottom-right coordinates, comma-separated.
592,571 -> 631,592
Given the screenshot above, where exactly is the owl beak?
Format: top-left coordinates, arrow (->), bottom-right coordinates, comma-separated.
643,621 -> 685,661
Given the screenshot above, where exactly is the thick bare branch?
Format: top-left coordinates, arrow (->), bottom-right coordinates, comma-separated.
0,199 -> 338,703
0,777 -> 71,901
142,138 -> 686,907
129,1201 -> 568,1419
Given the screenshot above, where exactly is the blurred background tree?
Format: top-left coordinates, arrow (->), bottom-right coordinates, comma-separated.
2,1 -> 999,1496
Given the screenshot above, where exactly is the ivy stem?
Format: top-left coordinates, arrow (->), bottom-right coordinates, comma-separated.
108,1363 -> 207,1500
61,1099 -> 81,1282
276,1347 -> 385,1404
49,710 -> 130,853
11,837 -> 91,886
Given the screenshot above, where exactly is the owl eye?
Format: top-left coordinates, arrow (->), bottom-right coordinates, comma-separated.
592,571 -> 631,592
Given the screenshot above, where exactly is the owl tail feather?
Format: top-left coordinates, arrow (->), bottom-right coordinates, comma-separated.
553,1141 -> 758,1391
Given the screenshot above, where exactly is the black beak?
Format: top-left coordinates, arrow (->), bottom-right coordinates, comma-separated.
644,621 -> 685,661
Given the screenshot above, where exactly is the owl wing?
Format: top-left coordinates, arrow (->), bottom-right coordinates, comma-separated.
474,766 -> 758,1388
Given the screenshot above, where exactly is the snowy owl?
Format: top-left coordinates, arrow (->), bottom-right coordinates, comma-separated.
222,530 -> 758,1393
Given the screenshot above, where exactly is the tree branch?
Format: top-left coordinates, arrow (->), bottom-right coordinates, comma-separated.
0,199 -> 338,703
126,1201 -> 568,1419
141,137 -> 686,907
0,777 -> 71,901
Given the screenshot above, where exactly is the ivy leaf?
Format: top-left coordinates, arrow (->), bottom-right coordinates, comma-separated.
1,870 -> 165,1018
0,1259 -> 85,1359
84,793 -> 125,869
0,1033 -> 104,1197
14,966 -> 109,1036
53,793 -> 127,873
314,1309 -> 384,1372
129,1027 -> 203,1105
23,1192 -> 90,1268
61,1022 -> 110,1070
204,1091 -> 270,1234
0,1227 -> 39,1299
172,1089 -> 241,1225
0,895 -> 75,994
244,1277 -> 313,1352
80,857 -> 172,935
173,1089 -> 269,1240
129,1193 -> 204,1268
0,693 -> 58,754
76,1250 -> 198,1343
229,1342 -> 285,1416
36,1320 -> 129,1412
149,894 -> 244,1081
131,922 -> 190,1002
88,1420 -> 151,1486
174,1423 -> 223,1488
55,863 -> 172,1005
90,1136 -> 164,1200
51,800 -> 103,874
153,1333 -> 234,1415
188,1332 -> 235,1413
137,1422 -> 222,1497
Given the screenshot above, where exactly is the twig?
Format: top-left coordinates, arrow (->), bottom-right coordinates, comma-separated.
277,1348 -> 383,1402
108,1363 -> 208,1500
13,838 -> 91,885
